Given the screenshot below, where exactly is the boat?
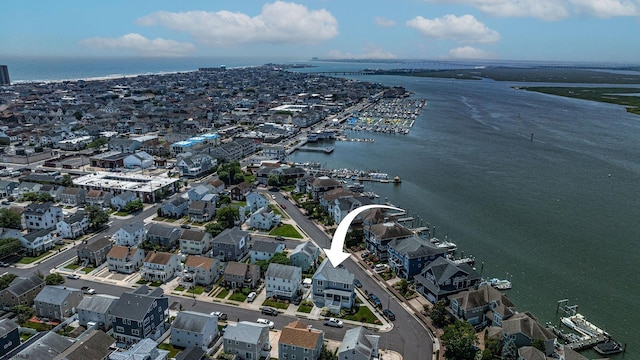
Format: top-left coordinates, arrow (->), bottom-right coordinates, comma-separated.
490,278 -> 512,290
593,340 -> 623,355
393,176 -> 401,184
560,313 -> 609,338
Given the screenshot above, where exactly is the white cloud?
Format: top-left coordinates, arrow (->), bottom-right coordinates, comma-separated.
79,33 -> 195,56
326,45 -> 397,59
422,0 -> 640,20
136,1 -> 338,47
406,14 -> 500,44
448,46 -> 497,59
375,16 -> 396,27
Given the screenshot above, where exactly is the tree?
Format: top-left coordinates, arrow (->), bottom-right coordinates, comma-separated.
124,199 -> 143,213
0,237 -> 22,258
216,206 -> 239,229
319,345 -> 338,360
37,192 -> 54,203
532,339 -> 545,352
61,174 -> 73,187
501,337 -> 518,360
441,321 -> 478,360
0,208 -> 22,229
44,273 -> 66,285
86,205 -> 109,229
345,228 -> 364,248
0,273 -> 18,290
13,305 -> 35,325
429,300 -> 452,328
205,222 -> 225,237
484,335 -> 503,359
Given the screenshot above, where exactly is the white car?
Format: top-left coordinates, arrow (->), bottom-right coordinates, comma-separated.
324,318 -> 344,328
210,311 -> 228,320
256,318 -> 275,329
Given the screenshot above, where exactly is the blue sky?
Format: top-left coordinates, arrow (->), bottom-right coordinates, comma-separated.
3,0 -> 640,62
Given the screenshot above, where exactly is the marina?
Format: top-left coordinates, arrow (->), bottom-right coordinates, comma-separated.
342,98 -> 426,134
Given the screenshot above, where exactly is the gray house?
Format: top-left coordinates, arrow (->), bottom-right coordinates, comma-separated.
223,321 -> 271,360
289,241 -> 319,272
78,294 -> 119,330
11,331 -> 74,360
211,227 -> 250,261
160,196 -> 188,218
146,223 -> 181,249
0,180 -> 19,198
250,239 -> 285,263
338,327 -> 380,360
265,263 -> 302,301
413,256 -> 481,303
59,187 -> 86,206
56,329 -> 115,360
34,285 -> 83,320
0,272 -> 45,309
312,259 -> 356,314
223,261 -> 261,290
109,338 -> 169,360
77,236 -> 114,267
278,320 -> 324,360
170,311 -> 219,350
108,286 -> 169,347
0,318 -> 20,355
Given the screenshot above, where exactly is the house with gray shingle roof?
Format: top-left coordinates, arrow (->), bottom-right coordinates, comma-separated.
56,211 -> 90,239
250,239 -> 285,263
170,311 -> 218,350
0,318 -> 20,355
108,337 -> 169,360
223,321 -> 271,360
160,196 -> 188,218
312,259 -> 355,313
265,263 -> 302,301
0,179 -> 19,197
55,329 -> 115,360
108,286 -> 169,347
13,331 -> 74,360
290,241 -> 319,272
140,251 -> 180,283
387,235 -> 449,280
498,312 -> 556,356
364,221 -> 414,261
414,256 -> 481,303
448,284 -> 516,327
22,228 -> 56,256
0,272 -> 45,309
110,190 -> 137,211
223,261 -> 260,289
247,206 -> 281,230
146,222 -> 181,249
188,200 -> 213,223
78,294 -> 119,330
34,285 -> 83,321
113,220 -> 145,247
76,236 -> 113,267
22,201 -> 62,231
338,326 -> 380,360
180,229 -> 212,255
59,187 -> 86,206
211,227 -> 250,262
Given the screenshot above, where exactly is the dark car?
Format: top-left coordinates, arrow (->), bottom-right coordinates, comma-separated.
383,309 -> 396,321
353,279 -> 362,288
275,236 -> 285,241
369,293 -> 382,308
181,224 -> 191,229
260,306 -> 279,316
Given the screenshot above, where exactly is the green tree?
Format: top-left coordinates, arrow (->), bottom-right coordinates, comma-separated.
0,208 -> 22,229
61,174 -> 73,187
204,222 -> 225,237
501,337 -> 517,360
441,321 -> 478,360
13,305 -> 35,324
216,206 -> 239,229
44,273 -> 65,285
319,345 -> 338,360
345,228 -> 364,248
36,193 -> 54,203
429,300 -> 452,328
86,205 -> 109,229
20,192 -> 39,202
532,339 -> 545,352
0,273 -> 18,290
0,237 -> 22,257
124,199 -> 143,213
484,335 -> 503,358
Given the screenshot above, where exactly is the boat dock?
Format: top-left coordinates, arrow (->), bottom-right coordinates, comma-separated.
295,146 -> 334,154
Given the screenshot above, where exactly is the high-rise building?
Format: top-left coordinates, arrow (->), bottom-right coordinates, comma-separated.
0,65 -> 10,85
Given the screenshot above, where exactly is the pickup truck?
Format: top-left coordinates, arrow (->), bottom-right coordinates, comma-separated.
81,287 -> 96,295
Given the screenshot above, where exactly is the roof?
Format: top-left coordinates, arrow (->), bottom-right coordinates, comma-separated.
291,241 -> 318,258
313,259 -> 354,284
184,255 -> 215,269
144,251 -> 176,265
109,338 -> 169,360
146,223 -> 180,238
53,329 -> 115,360
389,236 -> 448,259
172,311 -> 214,333
252,239 -> 282,254
448,284 -> 515,311
213,227 -> 248,245
339,326 -> 379,357
517,346 -> 547,360
78,294 -> 119,314
224,261 -> 249,276
279,320 -> 322,349
17,331 -> 74,359
181,229 -> 207,241
266,263 -> 301,280
0,318 -> 18,336
119,220 -> 145,235
109,287 -> 166,321
223,321 -> 268,344
6,273 -> 44,296
175,346 -> 206,360
77,236 -> 112,252
502,312 -> 555,341
23,201 -> 54,215
34,285 -> 81,305
63,211 -> 87,224
107,245 -> 142,259
368,222 -> 414,239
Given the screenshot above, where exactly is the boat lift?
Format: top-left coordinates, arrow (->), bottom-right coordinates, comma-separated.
557,299 -> 578,316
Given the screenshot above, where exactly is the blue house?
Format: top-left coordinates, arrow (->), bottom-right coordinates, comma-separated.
108,286 -> 169,347
387,235 -> 448,280
160,196 -> 188,218
0,319 -> 20,355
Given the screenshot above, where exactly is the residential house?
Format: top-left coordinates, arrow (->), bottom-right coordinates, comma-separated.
245,192 -> 270,213
312,259 -> 356,314
250,239 -> 285,263
180,230 -> 212,255
0,180 -> 19,197
499,312 -> 556,356
108,286 -> 169,347
0,273 -> 45,309
310,176 -> 341,200
223,321 -> 271,360
108,138 -> 141,153
205,178 -> 225,194
338,327 -> 380,360
187,184 -> 214,202
248,206 -> 281,231
22,201 -> 63,231
184,255 -> 220,286
265,263 -> 302,301
171,311 -> 218,350
34,285 -> 83,321
77,236 -> 114,267
229,182 -> 251,201
278,320 -> 324,360
175,347 -> 206,360
113,221 -> 146,247
223,261 -> 261,289
58,187 -> 86,206
146,223 -> 181,250
329,195 -> 373,225
290,242 -> 319,272
78,294 -> 119,330
109,338 -> 169,360
364,221 -> 414,261
449,284 -> 516,327
414,257 -> 482,303
12,181 -> 43,198
56,211 -> 90,239
21,228 -> 55,256
387,236 -> 449,280
11,332 -> 74,360
177,153 -> 216,178
110,190 -> 137,210
188,200 -> 214,223
107,246 -> 145,274
160,196 -> 188,218
211,227 -> 250,262
140,251 -> 181,283
55,329 -> 115,360
85,189 -> 112,208
123,151 -> 154,169
0,319 -> 20,355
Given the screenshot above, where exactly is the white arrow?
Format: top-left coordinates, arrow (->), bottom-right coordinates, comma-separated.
324,204 -> 403,267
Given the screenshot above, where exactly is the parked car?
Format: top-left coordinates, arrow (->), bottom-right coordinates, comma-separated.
275,236 -> 285,241
180,224 -> 191,229
67,273 -> 80,279
260,306 -> 278,316
383,309 -> 396,321
354,279 -> 362,288
368,293 -> 382,308
256,318 -> 275,329
280,203 -> 286,209
81,286 -> 96,295
324,318 -> 344,328
247,292 -> 257,303
0,261 -> 9,267
1,201 -> 10,205
210,311 -> 228,320
374,263 -> 388,272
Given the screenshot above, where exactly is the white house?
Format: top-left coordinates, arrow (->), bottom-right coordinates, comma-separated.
170,311 -> 218,350
56,212 -> 90,239
250,240 -> 285,263
22,202 -> 63,231
265,263 -> 302,301
123,151 -> 154,169
21,229 -> 55,256
112,221 -> 146,247
106,246 -> 145,274
248,206 -> 281,230
179,230 -> 212,255
245,192 -> 270,213
140,251 -> 181,283
184,255 -> 220,286
110,190 -> 138,210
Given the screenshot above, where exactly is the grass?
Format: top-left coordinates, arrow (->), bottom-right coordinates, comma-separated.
228,291 -> 247,302
262,299 -> 289,309
343,305 -> 379,324
20,332 -> 34,342
174,285 -> 185,291
270,223 -> 303,239
23,321 -> 53,332
64,263 -> 80,270
18,251 -> 52,264
136,279 -> 150,285
187,285 -> 205,295
216,288 -> 229,299
150,281 -> 164,287
82,266 -> 96,274
157,343 -> 184,359
298,302 -> 313,313
114,211 -> 129,216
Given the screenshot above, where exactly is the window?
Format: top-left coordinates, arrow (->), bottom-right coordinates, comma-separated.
116,326 -> 124,333
316,280 -> 323,286
132,329 -> 139,336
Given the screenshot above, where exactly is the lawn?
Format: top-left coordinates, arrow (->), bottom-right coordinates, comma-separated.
262,299 -> 289,309
216,288 -> 229,299
228,291 -> 247,302
187,285 -> 205,295
115,211 -> 129,216
136,279 -> 150,285
23,321 -> 53,332
343,305 -> 379,324
297,302 -> 313,313
174,285 -> 185,291
158,343 -> 184,359
64,263 -> 80,270
82,266 -> 96,274
20,332 -> 34,342
18,251 -> 52,264
270,224 -> 303,239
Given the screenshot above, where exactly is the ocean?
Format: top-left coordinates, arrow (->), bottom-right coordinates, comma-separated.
5,56 -> 639,358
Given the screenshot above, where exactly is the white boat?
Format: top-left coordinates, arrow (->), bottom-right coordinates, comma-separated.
491,278 -> 512,290
560,313 -> 608,338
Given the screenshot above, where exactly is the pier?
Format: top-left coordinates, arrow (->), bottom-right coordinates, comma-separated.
294,146 -> 334,154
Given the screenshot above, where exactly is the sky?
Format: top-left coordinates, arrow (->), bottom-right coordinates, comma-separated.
3,0 -> 640,62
